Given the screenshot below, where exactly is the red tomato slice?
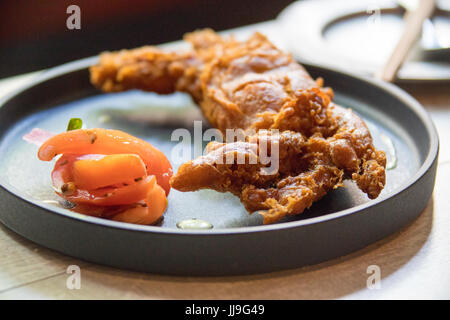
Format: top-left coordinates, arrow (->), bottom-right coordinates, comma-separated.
72,154 -> 147,190
52,154 -> 156,206
39,128 -> 172,195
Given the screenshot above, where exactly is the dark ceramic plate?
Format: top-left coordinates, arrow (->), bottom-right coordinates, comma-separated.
0,57 -> 438,276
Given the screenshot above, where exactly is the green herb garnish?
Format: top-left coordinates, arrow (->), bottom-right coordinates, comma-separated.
67,118 -> 83,131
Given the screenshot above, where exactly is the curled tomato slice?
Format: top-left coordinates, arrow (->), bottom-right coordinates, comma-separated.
39,128 -> 172,195
72,154 -> 147,190
51,153 -> 167,224
112,183 -> 167,225
52,154 -> 158,206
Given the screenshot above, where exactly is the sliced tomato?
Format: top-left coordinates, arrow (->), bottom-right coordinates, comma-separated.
112,183 -> 167,225
39,128 -> 172,195
52,154 -> 155,206
72,154 -> 147,190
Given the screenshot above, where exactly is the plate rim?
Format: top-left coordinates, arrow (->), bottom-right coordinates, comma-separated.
0,56 -> 439,236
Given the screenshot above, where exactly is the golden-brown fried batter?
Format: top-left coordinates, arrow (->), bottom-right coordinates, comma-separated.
171,131 -> 345,224
91,30 -> 321,133
90,29 -> 386,224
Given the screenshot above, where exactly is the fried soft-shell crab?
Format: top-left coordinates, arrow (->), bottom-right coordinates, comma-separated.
90,29 -> 386,224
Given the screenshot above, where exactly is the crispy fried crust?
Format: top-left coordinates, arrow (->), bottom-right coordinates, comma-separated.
90,29 -> 386,224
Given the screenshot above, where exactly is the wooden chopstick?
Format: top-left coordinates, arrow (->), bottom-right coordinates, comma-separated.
375,0 -> 436,82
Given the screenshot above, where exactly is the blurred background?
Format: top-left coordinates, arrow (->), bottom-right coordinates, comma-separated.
1,0 -> 448,82
0,0 -> 294,78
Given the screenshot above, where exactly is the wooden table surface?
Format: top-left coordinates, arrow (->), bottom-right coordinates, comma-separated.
0,21 -> 449,300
